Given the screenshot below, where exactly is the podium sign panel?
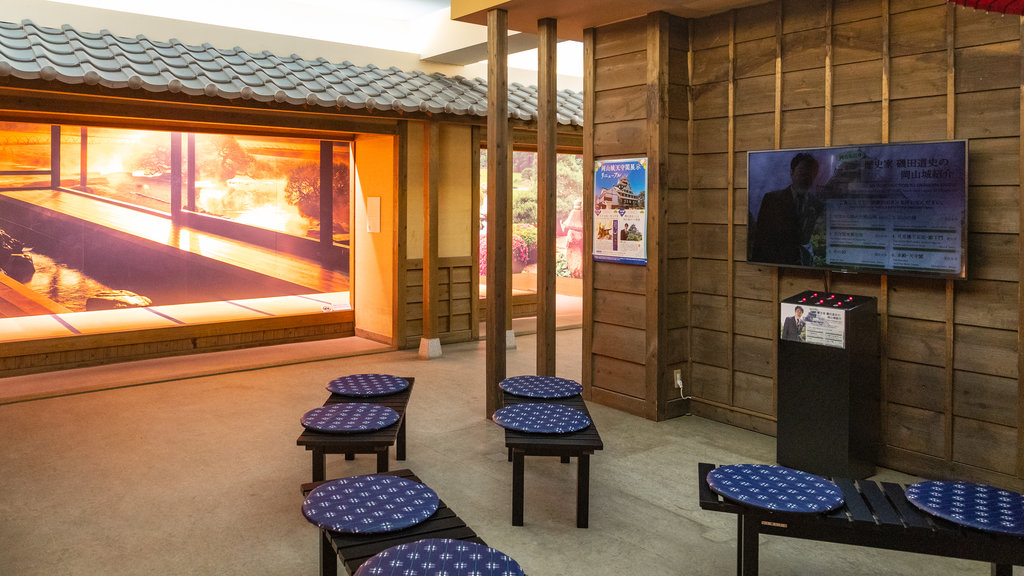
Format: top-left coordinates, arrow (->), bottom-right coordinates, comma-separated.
777,290 -> 879,478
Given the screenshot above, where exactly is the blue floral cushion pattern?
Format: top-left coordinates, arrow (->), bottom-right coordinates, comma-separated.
706,464 -> 845,513
906,480 -> 1024,536
301,403 -> 400,433
499,375 -> 583,399
354,538 -> 525,576
302,475 -> 439,534
327,373 -> 410,397
492,403 -> 591,434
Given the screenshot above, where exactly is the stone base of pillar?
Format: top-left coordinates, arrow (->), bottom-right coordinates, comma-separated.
418,337 -> 442,359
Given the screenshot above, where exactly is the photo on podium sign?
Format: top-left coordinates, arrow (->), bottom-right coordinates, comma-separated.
780,301 -> 846,349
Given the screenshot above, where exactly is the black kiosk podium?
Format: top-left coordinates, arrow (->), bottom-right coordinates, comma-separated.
776,290 -> 879,479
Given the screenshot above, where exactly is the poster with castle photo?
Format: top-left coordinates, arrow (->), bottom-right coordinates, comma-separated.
593,157 -> 648,265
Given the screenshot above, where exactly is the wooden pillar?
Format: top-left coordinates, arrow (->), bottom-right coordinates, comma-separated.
186,133 -> 196,212
581,27 -> 595,400
49,125 -> 60,188
79,127 -> 87,188
319,141 -> 334,258
170,132 -> 182,224
486,8 -> 510,416
420,121 -> 442,358
537,17 -> 558,376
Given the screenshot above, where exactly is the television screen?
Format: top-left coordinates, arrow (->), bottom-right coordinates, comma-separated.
747,140 -> 967,278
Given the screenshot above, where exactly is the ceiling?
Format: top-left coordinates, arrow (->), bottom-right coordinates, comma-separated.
451,0 -> 773,40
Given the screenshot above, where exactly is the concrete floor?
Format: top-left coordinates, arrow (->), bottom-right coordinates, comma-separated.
0,329 -> 1004,575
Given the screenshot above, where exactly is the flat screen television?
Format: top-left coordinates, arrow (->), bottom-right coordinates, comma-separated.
747,140 -> 967,278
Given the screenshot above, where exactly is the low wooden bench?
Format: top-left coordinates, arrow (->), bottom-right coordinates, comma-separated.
296,378 -> 413,482
501,390 -> 603,528
302,468 -> 485,576
698,462 -> 1024,575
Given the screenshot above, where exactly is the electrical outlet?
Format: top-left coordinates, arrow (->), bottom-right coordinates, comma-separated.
673,369 -> 683,389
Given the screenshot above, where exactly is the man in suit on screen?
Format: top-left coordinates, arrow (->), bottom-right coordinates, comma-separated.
751,152 -> 823,265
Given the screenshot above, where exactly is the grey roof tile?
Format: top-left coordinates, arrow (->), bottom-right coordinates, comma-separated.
0,19 -> 582,127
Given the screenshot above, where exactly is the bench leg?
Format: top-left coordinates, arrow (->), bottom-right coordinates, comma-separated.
312,448 -> 326,483
512,449 -> 525,526
397,416 -> 407,460
577,452 -> 590,528
992,564 -> 1012,576
376,447 -> 389,473
561,455 -> 570,464
320,529 -> 337,576
508,447 -> 512,462
345,453 -> 355,461
738,513 -> 759,576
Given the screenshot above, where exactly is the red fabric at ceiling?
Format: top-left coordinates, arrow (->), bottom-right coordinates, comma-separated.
948,0 -> 1024,14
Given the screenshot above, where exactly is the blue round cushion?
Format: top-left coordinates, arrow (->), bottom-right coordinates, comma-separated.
327,373 -> 409,397
492,403 -> 591,434
354,538 -> 525,576
500,375 -> 583,399
906,480 -> 1024,536
706,464 -> 845,514
301,403 -> 399,433
302,475 -> 439,534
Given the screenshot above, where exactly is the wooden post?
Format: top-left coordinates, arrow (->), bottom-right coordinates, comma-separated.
79,127 -> 87,188
171,132 -> 182,224
537,17 -> 558,376
186,133 -> 196,212
582,27 -> 596,400
486,8 -> 510,416
49,125 -> 60,188
319,141 -> 334,259
420,121 -> 442,358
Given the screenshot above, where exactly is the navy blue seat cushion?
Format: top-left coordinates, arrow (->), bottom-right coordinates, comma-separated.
499,375 -> 583,399
301,403 -> 400,433
327,373 -> 410,397
302,474 -> 439,534
354,538 -> 525,576
906,480 -> 1024,536
492,402 -> 591,434
706,464 -> 845,513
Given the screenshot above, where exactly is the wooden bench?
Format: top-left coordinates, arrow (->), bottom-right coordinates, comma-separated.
296,378 -> 413,482
302,469 -> 485,576
698,462 -> 1024,575
501,390 -> 603,528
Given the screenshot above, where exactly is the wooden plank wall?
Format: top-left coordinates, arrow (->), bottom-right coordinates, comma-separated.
669,0 -> 1022,489
402,257 -> 476,348
588,18 -> 658,416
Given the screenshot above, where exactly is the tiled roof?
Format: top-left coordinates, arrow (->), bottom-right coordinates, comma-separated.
0,19 -> 583,127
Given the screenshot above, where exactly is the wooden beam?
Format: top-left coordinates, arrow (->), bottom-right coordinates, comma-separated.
537,17 -> 558,376
396,121 -> 409,342
582,26 -> 596,401
319,141 -> 333,258
171,132 -> 183,225
49,125 -> 60,188
486,8 -> 510,417
1017,14 -> 1024,480
944,2 -> 956,469
646,12 -> 669,420
727,11 -> 736,407
79,127 -> 87,188
422,121 -> 440,342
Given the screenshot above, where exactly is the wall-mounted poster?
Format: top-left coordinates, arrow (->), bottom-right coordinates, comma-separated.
593,157 -> 648,265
